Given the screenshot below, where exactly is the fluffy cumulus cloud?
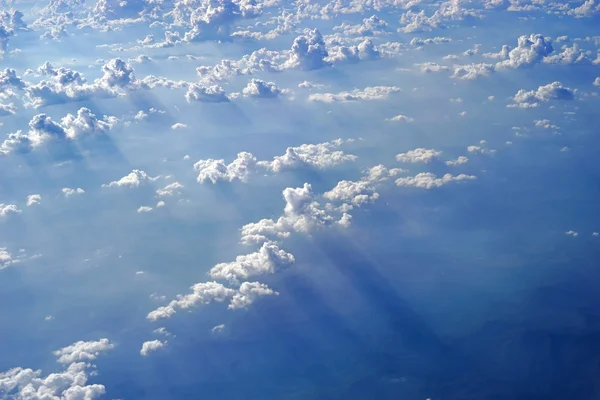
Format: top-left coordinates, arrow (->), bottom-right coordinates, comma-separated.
185,84 -> 230,103
194,152 -> 257,183
62,188 -> 85,197
1,108 -> 118,154
147,281 -> 235,321
0,203 -> 21,217
0,247 -> 17,269
53,338 -> 115,364
308,86 -> 401,102
511,81 -> 576,108
229,282 -> 278,310
242,79 -> 283,98
0,339 -> 113,399
284,29 -> 329,70
26,194 -> 42,206
140,340 -> 166,356
209,242 -> 295,283
496,34 -> 554,69
103,169 -> 159,188
396,148 -> 442,163
396,173 -> 476,189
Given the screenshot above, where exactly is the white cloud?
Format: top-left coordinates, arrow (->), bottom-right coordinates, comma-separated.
496,34 -> 554,69
185,84 -> 230,103
209,242 -> 295,283
396,173 -> 476,189
137,206 -> 153,213
194,152 -> 257,184
53,338 -> 115,364
229,281 -> 279,310
565,230 -> 579,237
140,340 -> 166,356
594,77 -> 600,87
259,139 -> 357,173
284,29 -> 329,70
387,114 -> 414,123
211,324 -> 226,333
446,156 -> 469,166
103,169 -> 158,188
171,123 -> 187,130
156,182 -> 184,197
62,188 -> 85,197
26,194 -> 42,206
242,78 -> 285,98
452,63 -> 494,80
510,81 -> 575,108
0,247 -> 17,269
308,86 -> 401,102
0,203 -> 21,217
415,62 -> 450,73
147,281 -> 235,321
396,148 -> 442,163
60,107 -> 118,139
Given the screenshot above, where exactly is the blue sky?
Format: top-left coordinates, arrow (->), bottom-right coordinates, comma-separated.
1,0 -> 600,398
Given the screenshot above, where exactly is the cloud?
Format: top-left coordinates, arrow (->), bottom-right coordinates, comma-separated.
194,152 -> 257,183
137,206 -> 153,213
53,338 -> 115,364
446,156 -> 469,166
229,281 -> 278,310
0,102 -> 15,116
416,62 -> 450,73
103,169 -> 159,188
0,203 -> 21,217
510,81 -> 575,108
496,34 -> 554,69
594,77 -> 600,87
543,44 -> 591,64
185,84 -> 230,103
147,281 -> 235,321
60,107 -> 118,139
140,340 -> 166,356
209,242 -> 295,283
452,63 -> 495,80
325,39 -> 381,63
62,188 -> 85,197
565,230 -> 579,237
26,194 -> 42,206
396,148 -> 442,163
395,173 -> 476,189
156,182 -> 184,197
0,247 -> 17,269
308,86 -> 401,102
387,114 -> 414,123
171,123 -> 187,130
242,79 -> 286,98
284,29 -> 329,70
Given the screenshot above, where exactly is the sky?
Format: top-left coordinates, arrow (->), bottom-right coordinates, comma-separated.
1,0 -> 600,398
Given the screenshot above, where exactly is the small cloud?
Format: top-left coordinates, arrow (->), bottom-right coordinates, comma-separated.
44,315 -> 54,321
171,123 -> 187,130
62,188 -> 84,197
565,230 -> 579,237
212,324 -> 226,334
140,340 -> 166,356
26,194 -> 42,206
137,206 -> 153,213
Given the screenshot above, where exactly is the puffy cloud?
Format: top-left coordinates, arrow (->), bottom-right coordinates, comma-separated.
60,107 -> 118,139
452,63 -> 495,80
240,183 -> 344,245
156,182 -> 184,197
333,15 -> 389,36
0,203 -> 21,216
171,123 -> 187,130
565,230 -> 579,237
308,86 -> 401,102
258,139 -> 357,173
0,22 -> 14,56
103,169 -> 159,188
0,247 -> 17,269
395,173 -> 476,189
284,29 -> 329,70
209,242 -> 295,283
26,194 -> 42,206
140,340 -> 166,356
326,39 -> 381,63
242,79 -> 283,98
496,34 -> 554,69
594,77 -> 600,87
229,281 -> 278,310
185,84 -> 230,103
387,114 -> 414,123
0,102 -> 15,116
446,156 -> 469,166
138,206 -> 153,213
194,152 -> 257,183
396,148 -> 442,163
53,338 -> 115,364
62,188 -> 85,197
543,44 -> 591,64
510,81 -> 575,108
0,68 -> 25,99
147,281 -> 235,321
323,179 -> 378,206
415,62 -> 450,73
